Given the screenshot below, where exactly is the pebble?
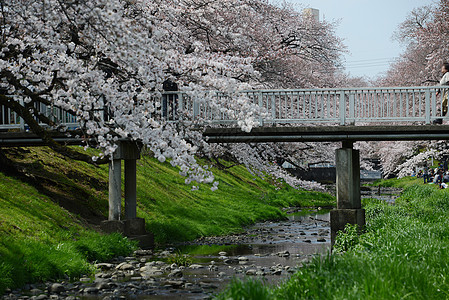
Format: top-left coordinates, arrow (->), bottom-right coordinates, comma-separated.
168,269 -> 183,278
30,289 -> 44,296
49,283 -> 65,294
189,264 -> 203,269
83,287 -> 99,294
245,269 -> 257,275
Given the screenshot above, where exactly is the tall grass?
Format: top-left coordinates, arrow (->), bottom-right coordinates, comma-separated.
0,233 -> 137,294
217,184 -> 449,299
0,147 -> 335,294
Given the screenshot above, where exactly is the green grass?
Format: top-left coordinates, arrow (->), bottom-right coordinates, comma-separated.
0,146 -> 335,294
217,183 -> 449,299
368,176 -> 421,188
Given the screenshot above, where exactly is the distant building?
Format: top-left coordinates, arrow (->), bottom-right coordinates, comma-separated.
303,8 -> 319,22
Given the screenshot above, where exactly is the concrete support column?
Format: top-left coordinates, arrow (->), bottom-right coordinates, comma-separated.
330,142 -> 365,246
108,159 -> 122,221
336,147 -> 361,209
124,159 -> 137,219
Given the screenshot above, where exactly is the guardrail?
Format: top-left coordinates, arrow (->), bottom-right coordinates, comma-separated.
183,86 -> 448,125
1,86 -> 448,131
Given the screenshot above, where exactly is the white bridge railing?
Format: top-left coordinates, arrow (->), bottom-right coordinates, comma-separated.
184,86 -> 448,126
1,86 -> 448,131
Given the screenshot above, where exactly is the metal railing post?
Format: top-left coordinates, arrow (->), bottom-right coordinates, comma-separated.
193,99 -> 199,119
339,91 -> 346,125
432,89 -> 437,119
425,89 -> 431,124
349,93 -> 355,124
19,99 -> 25,131
271,95 -> 276,121
178,92 -> 183,121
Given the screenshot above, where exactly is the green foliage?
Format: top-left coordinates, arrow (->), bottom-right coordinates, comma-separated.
332,224 -> 360,253
369,176 -> 420,188
72,233 -> 138,262
215,278 -> 272,300
0,233 -> 137,294
218,184 -> 449,299
0,147 -> 334,293
166,252 -> 193,267
262,188 -> 335,208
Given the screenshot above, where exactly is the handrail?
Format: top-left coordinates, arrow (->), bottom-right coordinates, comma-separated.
1,86 -> 448,131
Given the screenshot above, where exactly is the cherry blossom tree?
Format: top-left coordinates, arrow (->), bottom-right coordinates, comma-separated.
375,0 -> 449,177
0,0 -> 346,189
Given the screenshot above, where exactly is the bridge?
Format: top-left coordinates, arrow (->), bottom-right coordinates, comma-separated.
2,85 -> 448,246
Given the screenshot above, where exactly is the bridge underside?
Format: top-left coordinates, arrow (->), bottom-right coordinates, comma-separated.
204,125 -> 449,143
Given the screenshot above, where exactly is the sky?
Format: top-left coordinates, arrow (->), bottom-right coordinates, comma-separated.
293,0 -> 437,79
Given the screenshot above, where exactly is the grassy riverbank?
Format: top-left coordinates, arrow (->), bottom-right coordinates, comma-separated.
0,147 -> 335,294
217,179 -> 449,299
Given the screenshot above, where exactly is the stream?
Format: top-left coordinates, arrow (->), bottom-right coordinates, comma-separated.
3,186 -> 400,300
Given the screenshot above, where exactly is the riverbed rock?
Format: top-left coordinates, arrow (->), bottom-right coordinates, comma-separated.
134,249 -> 152,256
317,238 -> 327,242
30,288 -> 44,296
277,250 -> 290,257
199,282 -> 218,289
165,280 -> 185,288
189,264 -> 203,269
83,287 -> 99,294
218,251 -> 227,256
271,269 -> 283,275
95,263 -> 115,270
116,262 -> 134,270
168,269 -> 183,278
96,281 -> 111,290
318,229 -> 329,236
245,269 -> 257,276
49,283 -> 65,294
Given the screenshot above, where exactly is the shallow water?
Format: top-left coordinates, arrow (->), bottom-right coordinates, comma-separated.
137,211 -> 331,299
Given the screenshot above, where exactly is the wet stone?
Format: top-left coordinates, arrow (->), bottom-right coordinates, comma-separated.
30,289 -> 44,296
168,269 -> 183,278
95,263 -> 114,270
83,287 -> 99,294
189,264 -> 203,269
245,269 -> 257,276
49,283 -> 65,294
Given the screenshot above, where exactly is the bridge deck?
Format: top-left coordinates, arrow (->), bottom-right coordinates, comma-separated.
0,131 -> 98,147
203,125 -> 449,143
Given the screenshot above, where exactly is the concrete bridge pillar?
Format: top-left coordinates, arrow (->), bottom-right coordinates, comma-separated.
124,158 -> 137,219
330,141 -> 365,246
108,159 -> 122,221
101,142 -> 154,248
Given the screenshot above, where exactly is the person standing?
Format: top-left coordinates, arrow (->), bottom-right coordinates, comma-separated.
434,63 -> 449,124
